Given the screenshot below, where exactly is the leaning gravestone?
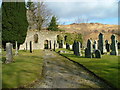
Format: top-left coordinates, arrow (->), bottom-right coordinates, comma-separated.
110,34 -> 118,55
30,41 -> 32,53
5,43 -> 13,63
86,39 -> 93,58
105,40 -> 110,52
95,50 -> 101,58
15,41 -> 18,56
98,33 -> 106,54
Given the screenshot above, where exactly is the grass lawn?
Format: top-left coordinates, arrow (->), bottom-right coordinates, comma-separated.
2,50 -> 44,88
56,48 -> 120,88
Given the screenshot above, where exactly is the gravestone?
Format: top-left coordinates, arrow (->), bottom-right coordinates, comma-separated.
95,50 -> 101,58
49,41 -> 52,49
105,40 -> 110,52
110,34 -> 118,55
26,42 -> 27,50
5,43 -> 13,63
118,42 -> 120,49
30,41 -> 32,53
78,42 -> 82,56
53,40 -> 56,51
66,43 -> 70,50
93,40 -> 98,50
15,41 -> 18,56
85,39 -> 93,58
73,41 -> 77,54
98,33 -> 106,54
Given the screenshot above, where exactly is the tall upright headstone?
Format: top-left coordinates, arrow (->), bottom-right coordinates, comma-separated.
53,40 -> 56,51
105,40 -> 110,52
49,41 -> 52,49
5,43 -> 13,63
30,41 -> 32,53
85,39 -> 93,58
110,34 -> 118,55
98,33 -> 106,54
93,40 -> 98,50
15,41 -> 18,56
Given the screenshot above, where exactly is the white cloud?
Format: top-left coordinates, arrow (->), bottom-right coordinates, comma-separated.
45,0 -> 118,24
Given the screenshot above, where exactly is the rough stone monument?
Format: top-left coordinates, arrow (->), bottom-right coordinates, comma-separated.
5,43 -> 13,63
98,33 -> 106,54
66,43 -> 70,50
110,34 -> 118,55
95,50 -> 101,58
30,41 -> 32,53
105,40 -> 110,52
93,40 -> 98,50
85,39 -> 93,58
15,41 -> 18,56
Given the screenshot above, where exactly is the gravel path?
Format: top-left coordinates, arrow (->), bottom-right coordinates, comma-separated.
33,50 -> 111,88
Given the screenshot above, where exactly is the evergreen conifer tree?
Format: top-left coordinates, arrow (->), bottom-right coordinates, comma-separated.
2,2 -> 28,48
48,16 -> 59,31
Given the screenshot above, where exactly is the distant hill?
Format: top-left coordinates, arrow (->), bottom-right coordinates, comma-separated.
58,23 -> 119,46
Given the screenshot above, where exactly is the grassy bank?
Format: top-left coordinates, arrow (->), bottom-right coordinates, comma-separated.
2,50 -> 44,88
56,48 -> 120,88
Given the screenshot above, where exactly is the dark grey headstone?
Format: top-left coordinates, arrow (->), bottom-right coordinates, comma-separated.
95,50 -> 101,58
30,41 -> 32,53
110,34 -> 118,55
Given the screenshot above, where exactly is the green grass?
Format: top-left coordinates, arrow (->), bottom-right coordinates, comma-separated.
56,48 -> 120,88
2,50 -> 44,88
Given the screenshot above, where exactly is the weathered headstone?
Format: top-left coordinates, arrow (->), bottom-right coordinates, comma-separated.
105,40 -> 110,52
15,41 -> 18,56
53,40 -> 56,51
98,33 -> 106,54
85,39 -> 93,58
110,34 -> 118,55
93,40 -> 98,50
66,43 -> 70,50
5,43 -> 13,63
118,42 -> 120,49
30,41 -> 32,53
49,41 -> 52,49
95,50 -> 101,58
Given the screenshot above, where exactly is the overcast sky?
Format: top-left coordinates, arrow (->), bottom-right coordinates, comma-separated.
1,0 -> 119,25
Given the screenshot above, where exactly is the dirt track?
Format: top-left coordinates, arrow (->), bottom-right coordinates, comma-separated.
33,50 -> 111,88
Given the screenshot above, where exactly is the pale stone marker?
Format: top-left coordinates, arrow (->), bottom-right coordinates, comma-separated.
110,34 -> 118,55
95,50 -> 101,58
5,43 -> 13,63
15,41 -> 18,56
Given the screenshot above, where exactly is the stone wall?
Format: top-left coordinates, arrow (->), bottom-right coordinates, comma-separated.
19,30 -> 60,50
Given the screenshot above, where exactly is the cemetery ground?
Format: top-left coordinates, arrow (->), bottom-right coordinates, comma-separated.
56,48 -> 120,88
2,50 -> 44,88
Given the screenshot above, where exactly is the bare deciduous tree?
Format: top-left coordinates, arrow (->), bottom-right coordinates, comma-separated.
27,0 -> 52,31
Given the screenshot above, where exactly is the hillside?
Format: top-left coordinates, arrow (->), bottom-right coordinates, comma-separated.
58,23 -> 119,45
